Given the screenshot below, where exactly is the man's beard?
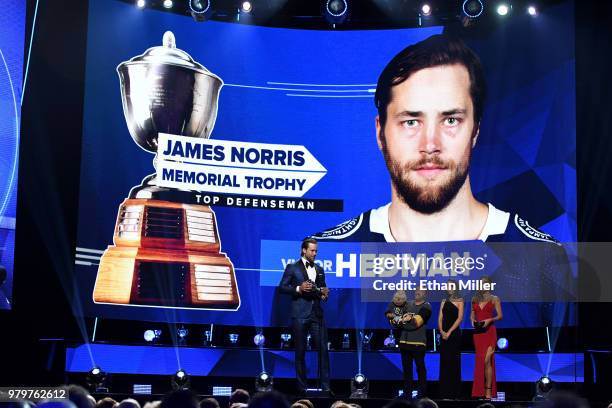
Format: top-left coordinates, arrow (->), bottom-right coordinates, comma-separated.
381,131 -> 470,214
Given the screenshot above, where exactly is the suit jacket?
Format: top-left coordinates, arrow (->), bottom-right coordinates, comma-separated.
278,259 -> 327,319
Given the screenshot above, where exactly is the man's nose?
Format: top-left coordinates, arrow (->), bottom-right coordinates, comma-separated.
419,122 -> 441,154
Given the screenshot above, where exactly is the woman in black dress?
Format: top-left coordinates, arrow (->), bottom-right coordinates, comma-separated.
438,279 -> 464,399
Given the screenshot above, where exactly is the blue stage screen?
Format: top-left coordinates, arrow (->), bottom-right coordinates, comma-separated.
75,0 -> 576,328
0,0 -> 26,310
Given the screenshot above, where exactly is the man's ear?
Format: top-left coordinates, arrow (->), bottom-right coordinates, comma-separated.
471,123 -> 480,148
376,115 -> 383,151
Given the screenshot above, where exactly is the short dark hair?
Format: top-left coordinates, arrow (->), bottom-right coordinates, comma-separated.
200,398 -> 220,408
96,397 -> 118,408
161,389 -> 198,408
229,389 -> 250,406
301,238 -> 318,252
59,384 -> 94,408
248,391 -> 289,408
374,34 -> 486,128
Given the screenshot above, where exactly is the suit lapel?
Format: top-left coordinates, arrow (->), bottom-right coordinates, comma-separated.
297,259 -> 309,282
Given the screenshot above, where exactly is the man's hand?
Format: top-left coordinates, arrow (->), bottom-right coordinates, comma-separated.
320,287 -> 330,300
299,281 -> 313,293
401,313 -> 413,322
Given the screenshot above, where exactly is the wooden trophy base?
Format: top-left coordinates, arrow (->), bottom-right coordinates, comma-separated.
93,198 -> 240,310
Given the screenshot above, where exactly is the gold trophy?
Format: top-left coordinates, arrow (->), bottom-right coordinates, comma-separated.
93,32 -> 239,309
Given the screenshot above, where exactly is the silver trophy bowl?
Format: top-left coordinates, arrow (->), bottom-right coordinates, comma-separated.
117,31 -> 223,152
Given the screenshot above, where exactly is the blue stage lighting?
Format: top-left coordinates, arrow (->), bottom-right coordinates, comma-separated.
136,0 -> 146,8
86,367 -> 108,392
534,376 -> 554,400
171,369 -> 190,390
255,371 -> 273,392
241,1 -> 252,13
163,0 -> 173,9
497,337 -> 509,350
497,3 -> 510,16
254,331 -> 266,347
350,373 -> 368,398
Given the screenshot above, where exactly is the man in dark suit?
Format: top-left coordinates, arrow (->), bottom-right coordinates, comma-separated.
278,237 -> 331,396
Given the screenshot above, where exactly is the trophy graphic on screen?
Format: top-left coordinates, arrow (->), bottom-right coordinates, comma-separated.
93,31 -> 239,310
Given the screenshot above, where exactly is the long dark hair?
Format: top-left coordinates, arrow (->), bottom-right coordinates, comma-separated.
446,278 -> 462,301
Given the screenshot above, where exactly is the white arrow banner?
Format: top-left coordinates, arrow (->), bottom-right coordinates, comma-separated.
158,133 -> 326,172
156,133 -> 327,197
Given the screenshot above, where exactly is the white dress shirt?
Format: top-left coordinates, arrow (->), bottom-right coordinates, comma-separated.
296,257 -> 317,292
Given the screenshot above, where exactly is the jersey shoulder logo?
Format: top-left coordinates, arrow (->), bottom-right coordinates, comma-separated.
514,215 -> 559,244
313,214 -> 363,239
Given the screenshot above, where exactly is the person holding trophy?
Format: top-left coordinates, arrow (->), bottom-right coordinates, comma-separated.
385,289 -> 432,399
278,238 -> 331,397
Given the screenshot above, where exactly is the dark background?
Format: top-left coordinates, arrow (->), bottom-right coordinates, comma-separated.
0,0 -> 610,396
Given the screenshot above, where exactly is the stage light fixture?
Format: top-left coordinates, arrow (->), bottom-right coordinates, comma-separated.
190,0 -> 210,13
496,3 -> 509,15
527,5 -> 537,15
534,376 -> 554,400
350,373 -> 368,398
229,333 -> 239,345
462,0 -> 484,18
497,337 -> 509,350
136,0 -> 146,8
324,0 -> 348,26
255,371 -> 273,392
254,331 -> 266,347
421,3 -> 432,16
86,367 -> 108,392
327,0 -> 348,17
163,0 -> 173,9
241,1 -> 252,13
171,369 -> 191,391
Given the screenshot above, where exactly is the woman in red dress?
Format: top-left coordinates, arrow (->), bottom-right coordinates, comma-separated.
471,276 -> 503,399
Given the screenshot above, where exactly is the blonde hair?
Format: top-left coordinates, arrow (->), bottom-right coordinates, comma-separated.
392,290 -> 407,305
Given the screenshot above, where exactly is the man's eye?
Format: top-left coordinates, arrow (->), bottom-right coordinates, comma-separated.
445,117 -> 461,126
403,119 -> 419,128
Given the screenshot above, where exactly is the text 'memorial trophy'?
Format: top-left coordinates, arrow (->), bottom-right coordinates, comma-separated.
93,31 -> 239,310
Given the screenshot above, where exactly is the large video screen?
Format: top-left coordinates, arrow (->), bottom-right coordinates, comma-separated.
0,0 -> 26,310
75,0 -> 576,328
